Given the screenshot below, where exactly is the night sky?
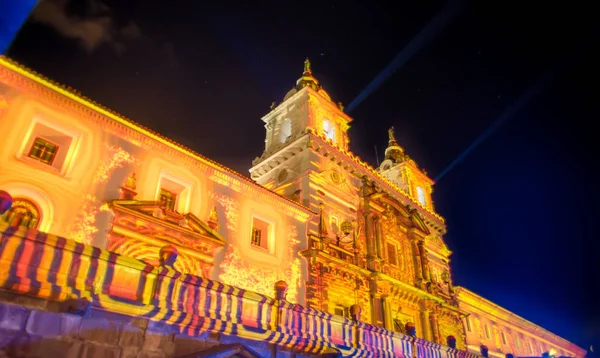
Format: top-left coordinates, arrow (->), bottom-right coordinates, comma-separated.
6,0 -> 598,352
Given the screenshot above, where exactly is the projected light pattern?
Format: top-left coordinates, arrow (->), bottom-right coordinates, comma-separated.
0,222 -> 478,358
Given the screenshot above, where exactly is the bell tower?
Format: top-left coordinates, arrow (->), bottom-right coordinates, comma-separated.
249,59 -> 352,200
378,127 -> 435,210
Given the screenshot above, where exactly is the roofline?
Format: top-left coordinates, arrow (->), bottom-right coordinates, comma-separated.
455,287 -> 586,355
0,56 -> 315,219
305,131 -> 446,228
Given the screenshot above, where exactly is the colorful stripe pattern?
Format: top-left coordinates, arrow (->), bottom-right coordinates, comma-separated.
0,222 -> 480,357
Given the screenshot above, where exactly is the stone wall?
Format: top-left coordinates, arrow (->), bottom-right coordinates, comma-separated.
0,222 -> 480,357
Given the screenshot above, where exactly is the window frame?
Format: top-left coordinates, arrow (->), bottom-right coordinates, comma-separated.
18,117 -> 80,176
322,118 -> 335,141
416,186 -> 427,206
155,171 -> 193,213
250,214 -> 275,255
27,137 -> 60,165
159,188 -> 177,211
279,118 -> 292,143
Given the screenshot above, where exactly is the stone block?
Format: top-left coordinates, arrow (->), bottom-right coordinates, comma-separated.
66,340 -> 84,358
79,318 -> 121,346
61,314 -> 82,338
80,342 -> 121,358
25,310 -> 61,336
4,332 -> 41,358
146,320 -> 170,334
34,337 -> 73,358
0,303 -> 29,331
137,351 -> 166,358
172,335 -> 207,357
129,317 -> 148,331
118,324 -> 145,348
0,328 -> 18,349
143,332 -> 174,353
120,346 -> 140,358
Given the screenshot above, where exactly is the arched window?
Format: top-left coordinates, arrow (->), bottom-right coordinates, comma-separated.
323,119 -> 335,141
0,198 -> 41,229
416,186 -> 427,206
279,118 -> 292,143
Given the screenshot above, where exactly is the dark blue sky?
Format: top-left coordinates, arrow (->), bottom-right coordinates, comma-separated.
6,0 -> 598,352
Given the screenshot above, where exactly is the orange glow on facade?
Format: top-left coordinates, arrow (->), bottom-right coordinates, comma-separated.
0,56 -> 586,357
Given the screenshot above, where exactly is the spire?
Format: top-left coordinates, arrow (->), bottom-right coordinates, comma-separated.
296,57 -> 320,91
384,126 -> 405,163
388,126 -> 399,147
304,58 -> 312,74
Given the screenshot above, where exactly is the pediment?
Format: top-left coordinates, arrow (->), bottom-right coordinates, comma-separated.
411,212 -> 430,235
108,200 -> 225,247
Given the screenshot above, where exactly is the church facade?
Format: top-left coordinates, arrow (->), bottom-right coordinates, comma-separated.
0,56 -> 585,357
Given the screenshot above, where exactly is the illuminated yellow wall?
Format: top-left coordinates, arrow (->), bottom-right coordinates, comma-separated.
0,58 -> 312,304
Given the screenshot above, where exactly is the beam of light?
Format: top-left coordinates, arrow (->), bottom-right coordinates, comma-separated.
346,0 -> 465,113
434,57 -> 570,182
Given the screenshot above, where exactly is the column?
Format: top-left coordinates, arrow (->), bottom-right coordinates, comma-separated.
409,235 -> 423,288
418,240 -> 430,283
383,296 -> 394,331
374,215 -> 383,259
420,308 -> 431,341
364,213 -> 375,258
430,310 -> 440,344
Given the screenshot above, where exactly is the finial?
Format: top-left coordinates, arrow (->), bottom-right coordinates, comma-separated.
125,173 -> 137,190
274,280 -> 288,300
304,58 -> 312,74
337,102 -> 345,111
208,207 -> 219,230
270,101 -> 277,110
388,127 -> 397,144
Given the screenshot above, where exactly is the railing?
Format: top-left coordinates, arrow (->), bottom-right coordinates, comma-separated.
0,222 -> 481,357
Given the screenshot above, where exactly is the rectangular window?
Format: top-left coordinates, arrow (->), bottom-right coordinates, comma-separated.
251,216 -> 271,251
387,242 -> 397,265
501,331 -> 507,345
484,324 -> 491,339
466,316 -> 472,332
159,188 -> 177,211
334,306 -> 348,318
20,120 -> 78,175
28,137 -> 59,165
515,335 -> 521,349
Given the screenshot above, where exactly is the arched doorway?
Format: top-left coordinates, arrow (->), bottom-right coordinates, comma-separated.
0,198 -> 41,229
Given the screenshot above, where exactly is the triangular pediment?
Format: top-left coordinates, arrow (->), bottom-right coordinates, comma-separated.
411,212 -> 430,235
108,200 -> 225,246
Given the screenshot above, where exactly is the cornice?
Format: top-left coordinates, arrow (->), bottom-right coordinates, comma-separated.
0,56 -> 314,222
249,136 -> 307,177
304,131 -> 446,231
455,287 -> 585,355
